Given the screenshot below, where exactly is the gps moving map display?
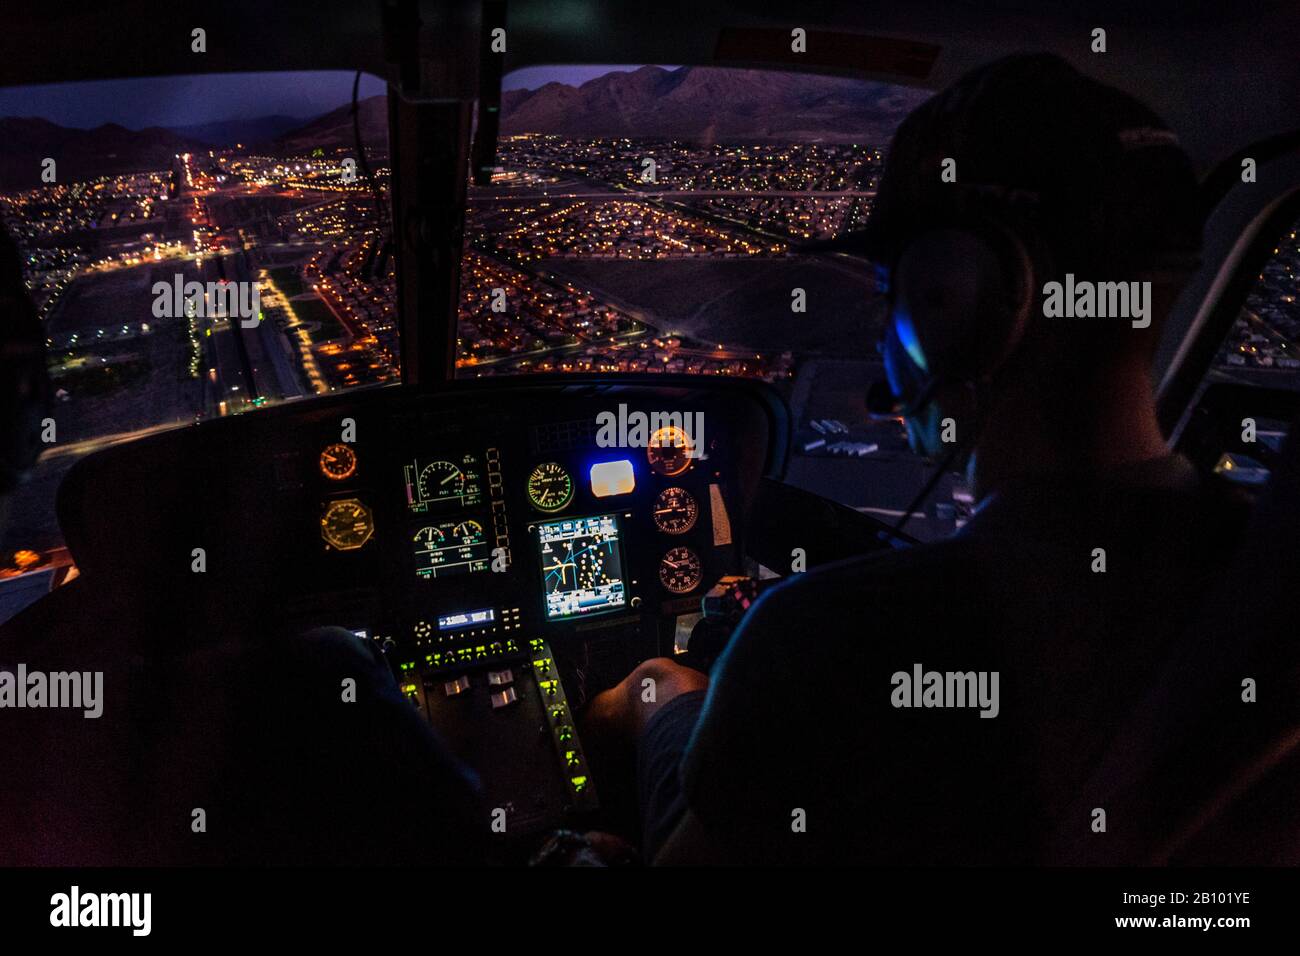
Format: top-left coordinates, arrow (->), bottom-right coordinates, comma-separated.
537,514 -> 626,619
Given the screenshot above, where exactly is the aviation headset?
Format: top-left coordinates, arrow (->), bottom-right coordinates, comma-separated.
874,183 -> 1052,424
872,167 -> 1197,541
867,185 -> 1056,541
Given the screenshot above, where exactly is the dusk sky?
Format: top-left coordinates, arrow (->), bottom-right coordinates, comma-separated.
0,71 -> 387,129
502,64 -> 678,91
0,66 -> 661,130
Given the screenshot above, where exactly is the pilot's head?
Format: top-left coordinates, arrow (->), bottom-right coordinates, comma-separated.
856,54 -> 1202,471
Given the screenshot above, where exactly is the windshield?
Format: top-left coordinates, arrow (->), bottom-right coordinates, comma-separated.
0,71 -> 392,575
0,63 -> 940,590
457,64 -> 928,380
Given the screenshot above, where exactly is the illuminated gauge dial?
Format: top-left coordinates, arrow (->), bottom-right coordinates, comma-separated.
451,519 -> 485,544
413,525 -> 447,549
319,442 -> 357,481
321,498 -> 374,551
417,460 -> 464,503
527,462 -> 574,512
647,425 -> 694,477
653,486 -> 698,534
659,546 -> 703,594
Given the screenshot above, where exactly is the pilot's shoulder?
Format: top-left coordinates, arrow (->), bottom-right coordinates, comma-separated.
720,538 -> 981,678
754,536 -> 979,620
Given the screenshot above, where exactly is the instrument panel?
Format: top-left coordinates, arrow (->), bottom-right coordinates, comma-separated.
296,390 -> 766,835
56,379 -> 780,844
300,398 -> 758,643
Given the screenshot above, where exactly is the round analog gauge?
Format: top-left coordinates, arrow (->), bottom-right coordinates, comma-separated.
527,461 -> 574,512
659,546 -> 703,594
413,525 -> 447,549
417,460 -> 464,503
319,442 -> 357,481
452,519 -> 485,543
653,486 -> 698,534
321,498 -> 374,551
647,425 -> 694,477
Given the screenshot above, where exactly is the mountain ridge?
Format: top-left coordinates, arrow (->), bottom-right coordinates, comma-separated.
0,117 -> 205,190
500,65 -> 928,142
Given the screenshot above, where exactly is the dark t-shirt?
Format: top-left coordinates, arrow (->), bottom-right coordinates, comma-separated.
662,456 -> 1245,864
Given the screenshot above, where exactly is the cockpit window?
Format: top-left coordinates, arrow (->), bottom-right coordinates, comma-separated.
0,71 -> 391,575
1211,214 -> 1300,386
454,65 -> 956,538
457,64 -> 929,380
1181,210 -> 1300,488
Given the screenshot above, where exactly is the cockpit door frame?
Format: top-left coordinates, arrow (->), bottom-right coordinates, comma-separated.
383,0 -> 502,390
1157,135 -> 1300,440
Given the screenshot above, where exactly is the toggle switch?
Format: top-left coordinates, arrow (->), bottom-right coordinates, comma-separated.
443,675 -> 470,697
490,687 -> 519,710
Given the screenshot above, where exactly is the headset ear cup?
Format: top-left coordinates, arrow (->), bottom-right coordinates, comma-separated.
892,224 -> 1034,387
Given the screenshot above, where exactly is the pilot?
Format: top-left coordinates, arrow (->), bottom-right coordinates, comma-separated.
584,53 -> 1246,864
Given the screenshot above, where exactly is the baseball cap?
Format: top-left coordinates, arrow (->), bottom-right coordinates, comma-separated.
811,53 -> 1203,277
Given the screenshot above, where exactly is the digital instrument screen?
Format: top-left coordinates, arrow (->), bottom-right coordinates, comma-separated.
403,452 -> 483,513
438,608 -> 496,631
536,513 -> 627,620
412,518 -> 491,578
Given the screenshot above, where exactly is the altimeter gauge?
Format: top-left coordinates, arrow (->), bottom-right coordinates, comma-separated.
653,486 -> 698,534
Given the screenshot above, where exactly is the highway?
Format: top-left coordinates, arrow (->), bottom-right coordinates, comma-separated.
470,188 -> 876,203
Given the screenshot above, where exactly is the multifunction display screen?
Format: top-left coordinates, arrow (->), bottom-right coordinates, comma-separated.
536,513 -> 626,619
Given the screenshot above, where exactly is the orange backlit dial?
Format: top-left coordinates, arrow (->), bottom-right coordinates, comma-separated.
321,498 -> 374,551
647,425 -> 694,477
319,442 -> 357,481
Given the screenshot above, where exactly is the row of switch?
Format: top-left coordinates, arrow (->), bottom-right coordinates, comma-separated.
443,668 -> 519,710
420,638 -> 521,672
532,646 -> 598,809
400,639 -> 598,812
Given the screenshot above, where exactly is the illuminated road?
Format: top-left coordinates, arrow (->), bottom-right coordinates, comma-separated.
470,189 -> 876,203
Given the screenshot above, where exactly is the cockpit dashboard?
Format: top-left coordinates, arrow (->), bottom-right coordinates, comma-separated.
53,377 -> 784,840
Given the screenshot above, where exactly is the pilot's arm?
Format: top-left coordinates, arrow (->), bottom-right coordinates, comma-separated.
588,582 -> 825,865
597,568 -> 1009,866
646,586 -> 820,865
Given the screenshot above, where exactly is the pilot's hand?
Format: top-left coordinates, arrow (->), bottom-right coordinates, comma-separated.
583,657 -> 709,744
